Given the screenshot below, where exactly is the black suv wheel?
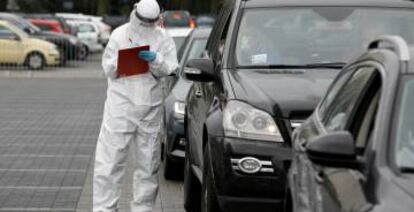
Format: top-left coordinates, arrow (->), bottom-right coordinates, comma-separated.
201,147 -> 222,212
184,148 -> 201,211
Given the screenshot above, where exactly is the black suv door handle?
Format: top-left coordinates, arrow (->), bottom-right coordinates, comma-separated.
195,89 -> 203,98
315,171 -> 325,184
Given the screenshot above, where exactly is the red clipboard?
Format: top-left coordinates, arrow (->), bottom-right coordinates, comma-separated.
117,45 -> 150,78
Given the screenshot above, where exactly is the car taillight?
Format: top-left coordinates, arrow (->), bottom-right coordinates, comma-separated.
189,19 -> 196,28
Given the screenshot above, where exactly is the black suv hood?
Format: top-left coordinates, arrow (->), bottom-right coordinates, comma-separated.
227,69 -> 338,119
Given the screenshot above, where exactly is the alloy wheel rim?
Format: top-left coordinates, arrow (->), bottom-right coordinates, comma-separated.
29,55 -> 42,69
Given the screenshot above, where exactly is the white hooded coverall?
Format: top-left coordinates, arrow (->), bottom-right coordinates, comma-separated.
94,1 -> 178,211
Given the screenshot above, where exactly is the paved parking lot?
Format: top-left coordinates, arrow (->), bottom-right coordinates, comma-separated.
0,54 -> 184,212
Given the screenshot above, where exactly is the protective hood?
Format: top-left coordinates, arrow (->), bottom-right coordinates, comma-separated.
129,8 -> 157,33
135,0 -> 160,21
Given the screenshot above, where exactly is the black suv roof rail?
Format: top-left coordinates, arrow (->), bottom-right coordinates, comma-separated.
368,35 -> 410,61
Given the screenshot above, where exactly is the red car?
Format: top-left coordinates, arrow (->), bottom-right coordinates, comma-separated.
29,19 -> 64,34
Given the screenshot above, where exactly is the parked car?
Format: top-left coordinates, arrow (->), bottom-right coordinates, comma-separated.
0,13 -> 87,64
166,28 -> 193,55
163,11 -> 195,28
162,28 -> 211,180
29,19 -> 64,34
183,0 -> 414,211
0,20 -> 60,70
24,13 -> 74,35
56,13 -> 111,45
289,35 -> 414,212
67,20 -> 103,53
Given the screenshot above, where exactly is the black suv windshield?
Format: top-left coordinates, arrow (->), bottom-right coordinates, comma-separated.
394,78 -> 414,172
236,7 -> 414,67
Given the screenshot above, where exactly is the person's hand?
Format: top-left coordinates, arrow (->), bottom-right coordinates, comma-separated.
138,51 -> 157,62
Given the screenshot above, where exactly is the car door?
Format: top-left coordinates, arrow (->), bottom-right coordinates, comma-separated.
294,64 -> 382,212
0,25 -> 23,63
291,69 -> 354,212
187,4 -> 233,168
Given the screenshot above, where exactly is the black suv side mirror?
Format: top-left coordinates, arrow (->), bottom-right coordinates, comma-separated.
306,131 -> 358,168
184,58 -> 215,82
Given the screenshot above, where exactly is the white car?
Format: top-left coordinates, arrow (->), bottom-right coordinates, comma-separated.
56,13 -> 111,45
166,28 -> 193,54
67,20 -> 103,53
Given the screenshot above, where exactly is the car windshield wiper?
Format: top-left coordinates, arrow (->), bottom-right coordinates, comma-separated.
239,62 -> 346,70
301,62 -> 347,69
400,166 -> 414,173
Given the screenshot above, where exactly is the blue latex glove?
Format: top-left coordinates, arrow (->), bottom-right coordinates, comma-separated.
138,51 -> 157,62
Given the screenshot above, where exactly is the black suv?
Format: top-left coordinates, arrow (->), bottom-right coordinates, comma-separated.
183,0 -> 414,211
290,35 -> 414,212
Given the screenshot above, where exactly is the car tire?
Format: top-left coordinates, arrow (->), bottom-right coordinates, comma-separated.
25,52 -> 45,70
184,143 -> 201,212
201,147 -> 222,212
77,45 -> 89,61
59,49 -> 67,66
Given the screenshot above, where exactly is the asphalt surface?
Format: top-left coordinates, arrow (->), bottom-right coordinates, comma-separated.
0,54 -> 185,212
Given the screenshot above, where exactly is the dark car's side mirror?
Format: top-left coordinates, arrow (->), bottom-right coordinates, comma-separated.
184,58 -> 215,82
306,132 -> 358,168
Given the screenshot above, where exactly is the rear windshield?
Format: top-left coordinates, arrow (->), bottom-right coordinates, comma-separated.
236,7 -> 414,67
163,11 -> 191,27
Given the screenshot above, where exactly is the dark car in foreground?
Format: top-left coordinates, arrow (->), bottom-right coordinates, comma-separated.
183,0 -> 414,211
290,35 -> 414,212
162,28 -> 211,180
0,13 -> 87,64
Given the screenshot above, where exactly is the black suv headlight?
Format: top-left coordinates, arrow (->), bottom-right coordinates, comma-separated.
223,100 -> 283,142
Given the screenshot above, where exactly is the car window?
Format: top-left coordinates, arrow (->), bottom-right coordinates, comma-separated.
37,24 -> 52,32
394,78 -> 414,170
323,67 -> 376,132
177,35 -> 191,62
179,38 -> 209,76
318,71 -> 353,119
187,38 -> 208,61
173,37 -> 186,53
78,24 -> 95,33
235,7 -> 414,66
0,25 -> 17,40
207,3 -> 232,59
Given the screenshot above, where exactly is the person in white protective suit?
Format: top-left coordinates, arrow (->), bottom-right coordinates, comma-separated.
93,0 -> 178,211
